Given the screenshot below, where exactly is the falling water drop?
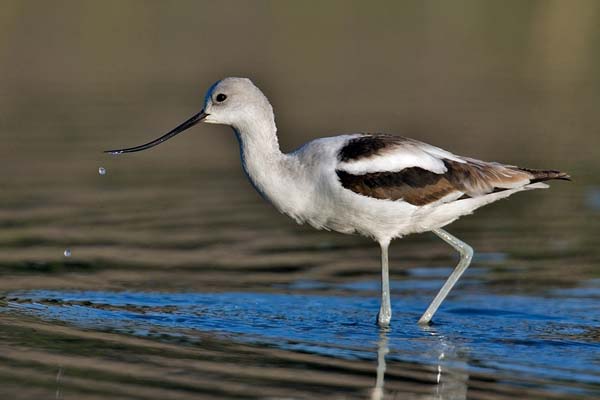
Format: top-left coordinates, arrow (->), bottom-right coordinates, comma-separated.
63,248 -> 71,257
98,167 -> 106,175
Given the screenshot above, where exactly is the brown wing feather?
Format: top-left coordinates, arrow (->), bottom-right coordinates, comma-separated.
336,168 -> 457,206
337,158 -> 568,206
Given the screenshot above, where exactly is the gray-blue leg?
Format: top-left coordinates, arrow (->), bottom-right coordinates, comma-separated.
418,228 -> 473,325
377,241 -> 392,326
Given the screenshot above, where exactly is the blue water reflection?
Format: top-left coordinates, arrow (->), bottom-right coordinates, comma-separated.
6,286 -> 599,391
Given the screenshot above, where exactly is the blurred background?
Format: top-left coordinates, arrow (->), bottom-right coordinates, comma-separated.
0,1 -> 599,399
2,0 -> 599,171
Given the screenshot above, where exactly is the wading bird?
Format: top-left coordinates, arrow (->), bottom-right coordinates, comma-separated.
106,77 -> 569,326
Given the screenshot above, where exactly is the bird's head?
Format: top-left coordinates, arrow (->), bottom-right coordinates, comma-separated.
105,77 -> 273,154
203,77 -> 272,126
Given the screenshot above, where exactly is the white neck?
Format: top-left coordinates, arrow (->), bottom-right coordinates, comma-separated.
233,111 -> 297,211
233,108 -> 281,162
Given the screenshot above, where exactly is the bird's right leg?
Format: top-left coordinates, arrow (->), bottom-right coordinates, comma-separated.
377,240 -> 392,326
418,228 -> 473,325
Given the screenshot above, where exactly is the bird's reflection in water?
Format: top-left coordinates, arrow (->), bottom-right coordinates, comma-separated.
55,365 -> 63,400
371,326 -> 468,400
371,328 -> 389,400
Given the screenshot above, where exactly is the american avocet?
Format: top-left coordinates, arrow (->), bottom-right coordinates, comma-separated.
106,77 -> 570,326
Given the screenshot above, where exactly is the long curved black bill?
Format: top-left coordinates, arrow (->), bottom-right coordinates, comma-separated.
105,111 -> 207,154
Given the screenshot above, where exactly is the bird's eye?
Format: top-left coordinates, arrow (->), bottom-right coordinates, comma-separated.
215,93 -> 227,102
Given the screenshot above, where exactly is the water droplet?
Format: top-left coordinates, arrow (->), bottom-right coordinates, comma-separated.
98,167 -> 106,176
63,248 -> 71,257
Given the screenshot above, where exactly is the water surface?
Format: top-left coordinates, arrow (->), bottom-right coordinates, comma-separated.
0,176 -> 598,399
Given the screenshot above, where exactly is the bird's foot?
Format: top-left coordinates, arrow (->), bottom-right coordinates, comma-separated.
377,309 -> 392,327
417,313 -> 433,325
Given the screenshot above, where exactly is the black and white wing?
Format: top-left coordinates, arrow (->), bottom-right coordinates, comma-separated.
335,134 -> 568,206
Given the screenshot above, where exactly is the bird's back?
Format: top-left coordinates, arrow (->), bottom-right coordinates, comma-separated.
286,133 -> 569,240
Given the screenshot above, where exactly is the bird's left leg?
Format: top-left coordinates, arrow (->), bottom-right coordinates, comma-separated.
377,240 -> 392,326
418,228 -> 473,325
